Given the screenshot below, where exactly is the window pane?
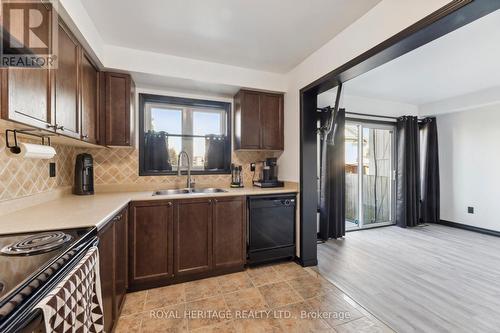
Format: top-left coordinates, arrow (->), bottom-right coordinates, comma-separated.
168,136 -> 182,167
192,137 -> 206,169
150,107 -> 182,134
345,124 -> 359,229
141,95 -> 231,175
193,111 -> 223,136
362,128 -> 392,224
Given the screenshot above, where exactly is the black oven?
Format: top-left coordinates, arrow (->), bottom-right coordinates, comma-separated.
0,228 -> 97,333
247,194 -> 296,264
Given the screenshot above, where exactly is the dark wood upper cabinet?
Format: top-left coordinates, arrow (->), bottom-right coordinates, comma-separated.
213,196 -> 246,270
80,51 -> 99,144
0,3 -> 53,129
1,67 -> 53,129
234,90 -> 261,149
260,93 -> 284,150
54,21 -> 80,138
104,72 -> 132,146
0,11 -> 138,149
234,89 -> 284,150
98,218 -> 115,333
174,198 -> 213,276
128,200 -> 174,289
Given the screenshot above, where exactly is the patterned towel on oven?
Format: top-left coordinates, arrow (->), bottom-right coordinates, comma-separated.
35,246 -> 104,333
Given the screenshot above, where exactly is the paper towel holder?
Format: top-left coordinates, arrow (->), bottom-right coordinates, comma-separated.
5,129 -> 53,154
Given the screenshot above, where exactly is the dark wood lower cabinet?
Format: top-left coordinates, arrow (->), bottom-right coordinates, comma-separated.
128,200 -> 174,289
114,208 -> 128,317
213,196 -> 246,269
127,196 -> 246,291
97,207 -> 127,332
174,199 -> 213,276
98,219 -> 114,333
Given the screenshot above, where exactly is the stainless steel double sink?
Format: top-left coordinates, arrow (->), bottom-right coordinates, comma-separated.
152,188 -> 228,196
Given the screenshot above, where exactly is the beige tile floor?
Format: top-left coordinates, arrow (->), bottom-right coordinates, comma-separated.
115,262 -> 393,333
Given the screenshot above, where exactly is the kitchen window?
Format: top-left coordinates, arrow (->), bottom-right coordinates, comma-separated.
139,94 -> 231,175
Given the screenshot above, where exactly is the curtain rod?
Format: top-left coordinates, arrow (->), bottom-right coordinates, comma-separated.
316,107 -> 430,121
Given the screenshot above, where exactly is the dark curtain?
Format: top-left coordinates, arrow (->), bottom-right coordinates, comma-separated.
319,109 -> 346,240
396,116 -> 420,228
419,117 -> 440,223
204,135 -> 227,170
144,131 -> 172,171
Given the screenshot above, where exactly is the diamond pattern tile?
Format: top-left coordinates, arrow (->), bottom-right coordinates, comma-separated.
1,133 -> 280,202
0,134 -> 75,202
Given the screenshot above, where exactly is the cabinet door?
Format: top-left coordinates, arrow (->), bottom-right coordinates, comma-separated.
98,221 -> 115,333
174,199 -> 213,275
105,72 -> 131,146
129,201 -> 174,288
213,196 -> 246,269
54,22 -> 80,138
239,91 -> 261,149
260,93 -> 284,150
0,2 -> 53,129
114,208 -> 128,315
80,51 -> 99,144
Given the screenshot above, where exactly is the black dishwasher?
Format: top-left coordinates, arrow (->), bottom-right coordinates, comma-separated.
248,194 -> 296,265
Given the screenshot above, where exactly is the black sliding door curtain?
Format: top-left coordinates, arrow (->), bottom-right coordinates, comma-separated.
396,116 -> 421,228
396,116 -> 440,227
319,84 -> 346,241
420,118 -> 440,223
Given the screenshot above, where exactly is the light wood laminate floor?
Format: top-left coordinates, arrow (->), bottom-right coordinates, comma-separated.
317,224 -> 500,333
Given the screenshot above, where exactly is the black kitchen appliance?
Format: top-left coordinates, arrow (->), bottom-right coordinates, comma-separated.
253,158 -> 284,188
0,227 -> 97,333
247,194 -> 296,264
230,164 -> 244,188
74,153 -> 94,195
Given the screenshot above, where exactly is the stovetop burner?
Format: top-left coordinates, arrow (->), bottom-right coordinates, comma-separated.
0,232 -> 72,256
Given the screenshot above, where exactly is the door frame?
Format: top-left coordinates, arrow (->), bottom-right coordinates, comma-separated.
298,0 -> 500,266
345,120 -> 396,230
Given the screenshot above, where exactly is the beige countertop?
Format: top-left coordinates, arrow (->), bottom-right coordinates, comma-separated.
0,183 -> 298,235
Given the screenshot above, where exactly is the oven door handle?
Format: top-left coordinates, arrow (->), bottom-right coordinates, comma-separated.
13,308 -> 43,333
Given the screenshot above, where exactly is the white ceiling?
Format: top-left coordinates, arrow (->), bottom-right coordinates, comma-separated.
344,9 -> 500,106
81,0 -> 381,73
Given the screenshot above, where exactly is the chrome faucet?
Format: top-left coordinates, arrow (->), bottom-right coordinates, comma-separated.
177,151 -> 194,189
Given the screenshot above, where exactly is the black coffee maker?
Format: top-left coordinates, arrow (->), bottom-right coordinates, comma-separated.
253,157 -> 284,188
74,153 -> 94,195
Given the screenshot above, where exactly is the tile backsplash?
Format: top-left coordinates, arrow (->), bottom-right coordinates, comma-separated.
0,133 -> 279,202
0,135 -> 75,202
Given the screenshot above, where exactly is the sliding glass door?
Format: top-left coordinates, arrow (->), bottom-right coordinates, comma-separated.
345,121 -> 396,230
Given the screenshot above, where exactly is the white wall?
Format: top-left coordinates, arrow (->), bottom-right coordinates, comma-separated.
317,91 -> 418,117
438,104 -> 500,231
61,0 -> 451,183
59,0 -> 287,93
278,0 -> 450,182
420,86 -> 500,116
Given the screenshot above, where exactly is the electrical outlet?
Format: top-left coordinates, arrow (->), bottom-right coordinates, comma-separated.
250,163 -> 256,172
468,206 -> 474,214
49,163 -> 56,177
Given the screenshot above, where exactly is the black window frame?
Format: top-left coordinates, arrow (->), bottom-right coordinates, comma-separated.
138,93 -> 232,176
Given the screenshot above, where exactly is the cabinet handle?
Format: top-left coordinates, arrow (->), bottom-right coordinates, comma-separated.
82,134 -> 88,139
46,124 -> 57,130
214,199 -> 218,204
57,125 -> 64,131
167,202 -> 173,207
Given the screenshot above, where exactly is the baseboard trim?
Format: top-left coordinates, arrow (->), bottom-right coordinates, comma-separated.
438,220 -> 500,237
